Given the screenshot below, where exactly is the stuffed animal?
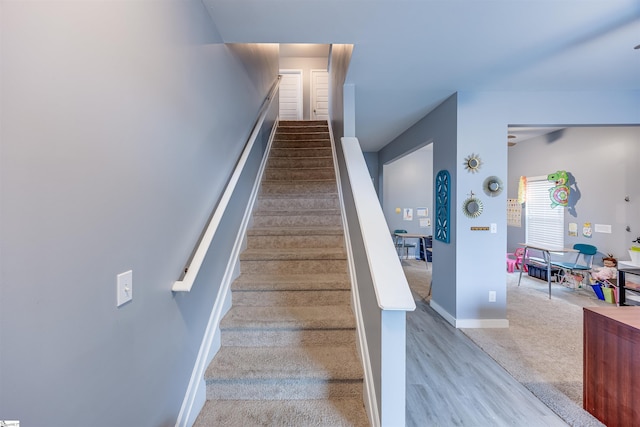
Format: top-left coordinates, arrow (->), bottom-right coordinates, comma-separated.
591,255 -> 617,282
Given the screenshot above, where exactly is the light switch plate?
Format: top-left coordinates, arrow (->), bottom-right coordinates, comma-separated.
117,270 -> 133,307
490,223 -> 497,233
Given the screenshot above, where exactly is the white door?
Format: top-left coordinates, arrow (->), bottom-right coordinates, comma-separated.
279,70 -> 303,120
310,69 -> 329,120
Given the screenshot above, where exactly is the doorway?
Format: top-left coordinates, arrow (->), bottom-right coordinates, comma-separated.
310,69 -> 329,120
279,69 -> 303,120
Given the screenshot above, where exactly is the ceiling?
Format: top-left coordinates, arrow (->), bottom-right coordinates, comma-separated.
280,43 -> 330,58
203,0 -> 640,151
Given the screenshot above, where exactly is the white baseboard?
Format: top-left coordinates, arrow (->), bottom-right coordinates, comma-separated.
175,274 -> 233,427
456,318 -> 509,328
429,299 -> 509,329
429,299 -> 456,327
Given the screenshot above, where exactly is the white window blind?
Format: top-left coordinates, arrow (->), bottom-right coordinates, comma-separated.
525,177 -> 564,248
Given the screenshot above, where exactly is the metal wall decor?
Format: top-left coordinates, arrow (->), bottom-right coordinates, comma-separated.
483,176 -> 503,197
463,153 -> 482,173
462,191 -> 483,218
435,170 -> 451,243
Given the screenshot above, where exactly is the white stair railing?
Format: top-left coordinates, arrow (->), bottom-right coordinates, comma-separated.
172,76 -> 280,292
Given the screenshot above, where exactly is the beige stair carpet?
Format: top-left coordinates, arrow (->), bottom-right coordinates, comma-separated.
194,121 -> 368,426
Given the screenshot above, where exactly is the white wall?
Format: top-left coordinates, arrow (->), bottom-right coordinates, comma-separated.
0,2 -> 278,426
507,126 -> 640,263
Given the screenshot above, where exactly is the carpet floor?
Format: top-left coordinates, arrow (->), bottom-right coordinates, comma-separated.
401,259 -> 607,427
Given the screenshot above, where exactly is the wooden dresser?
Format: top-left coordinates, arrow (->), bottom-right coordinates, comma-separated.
583,306 -> 640,425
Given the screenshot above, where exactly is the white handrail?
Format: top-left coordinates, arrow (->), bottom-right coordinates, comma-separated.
341,137 -> 416,311
172,77 -> 280,292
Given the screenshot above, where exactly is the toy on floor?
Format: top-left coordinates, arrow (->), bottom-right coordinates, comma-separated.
506,247 -> 528,273
591,255 -> 617,282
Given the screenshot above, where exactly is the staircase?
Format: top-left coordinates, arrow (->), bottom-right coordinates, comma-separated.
194,121 -> 369,426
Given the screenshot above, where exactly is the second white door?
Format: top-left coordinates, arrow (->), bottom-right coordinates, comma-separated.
310,69 -> 329,120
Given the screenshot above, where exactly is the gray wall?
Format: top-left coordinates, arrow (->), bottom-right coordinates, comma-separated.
507,126 -> 640,264
328,44 -> 353,142
378,90 -> 638,325
328,43 -> 387,413
363,151 -> 380,194
379,94 -> 459,317
382,145 -> 434,256
0,2 -> 278,426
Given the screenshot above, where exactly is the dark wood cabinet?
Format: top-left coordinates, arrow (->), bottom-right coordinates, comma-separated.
583,306 -> 640,425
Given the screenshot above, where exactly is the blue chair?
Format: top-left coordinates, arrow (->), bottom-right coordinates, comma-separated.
393,229 -> 416,259
551,243 -> 597,287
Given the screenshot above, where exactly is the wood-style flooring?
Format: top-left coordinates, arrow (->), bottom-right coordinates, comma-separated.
405,297 -> 567,426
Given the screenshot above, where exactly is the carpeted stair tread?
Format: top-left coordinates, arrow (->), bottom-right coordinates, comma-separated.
255,199 -> 339,211
273,133 -> 330,141
253,209 -> 341,217
232,273 -> 351,291
272,140 -> 332,149
264,167 -> 335,180
269,147 -> 332,158
232,289 -> 351,307
220,305 -> 356,330
240,247 -> 346,261
279,120 -> 327,126
194,398 -> 368,427
267,156 -> 334,169
247,226 -> 343,236
205,377 -> 363,400
199,120 -> 364,422
251,214 -> 341,228
246,234 -> 344,250
257,192 -> 338,201
221,328 -> 357,348
205,345 -> 363,381
260,181 -> 337,195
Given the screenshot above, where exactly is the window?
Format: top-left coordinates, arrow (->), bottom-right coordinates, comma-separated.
525,176 -> 564,248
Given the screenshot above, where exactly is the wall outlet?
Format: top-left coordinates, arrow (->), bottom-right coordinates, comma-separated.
489,291 -> 497,302
117,270 -> 133,307
490,223 -> 497,233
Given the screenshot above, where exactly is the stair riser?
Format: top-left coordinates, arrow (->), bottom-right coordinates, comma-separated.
246,235 -> 344,250
260,182 -> 337,195
251,215 -> 342,228
264,168 -> 335,181
267,157 -> 333,169
255,197 -> 339,211
206,380 -> 363,401
272,140 -> 331,149
274,132 -> 330,141
241,260 -> 347,275
232,290 -> 351,306
221,329 -> 356,347
279,120 -> 327,127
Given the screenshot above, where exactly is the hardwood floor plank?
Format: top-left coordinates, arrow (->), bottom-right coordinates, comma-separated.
406,298 -> 567,426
